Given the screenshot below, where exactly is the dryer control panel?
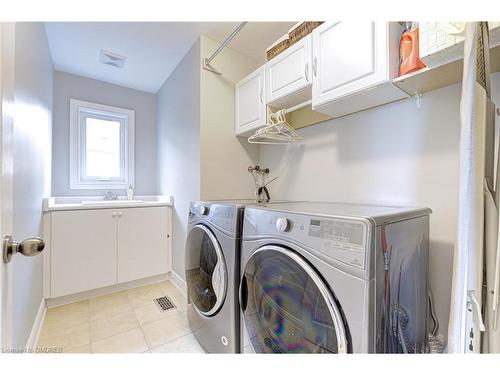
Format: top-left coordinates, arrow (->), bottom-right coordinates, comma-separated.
243,208 -> 370,271
189,201 -> 236,234
307,218 -> 367,269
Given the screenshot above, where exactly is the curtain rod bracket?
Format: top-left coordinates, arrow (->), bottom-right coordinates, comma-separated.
202,58 -> 222,75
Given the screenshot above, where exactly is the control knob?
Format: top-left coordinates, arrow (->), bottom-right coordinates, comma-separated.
197,205 -> 209,216
276,217 -> 290,232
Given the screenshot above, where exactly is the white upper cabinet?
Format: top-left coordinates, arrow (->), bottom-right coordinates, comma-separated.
235,66 -> 266,137
312,22 -> 408,117
266,34 -> 312,108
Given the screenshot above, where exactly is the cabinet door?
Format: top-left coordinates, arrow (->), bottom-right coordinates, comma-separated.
51,209 -> 117,298
266,34 -> 312,107
312,22 -> 388,107
117,207 -> 170,283
235,66 -> 266,136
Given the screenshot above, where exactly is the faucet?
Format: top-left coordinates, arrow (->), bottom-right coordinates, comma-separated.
248,165 -> 272,204
103,190 -> 118,201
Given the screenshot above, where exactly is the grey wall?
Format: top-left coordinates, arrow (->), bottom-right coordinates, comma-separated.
260,83 -> 462,336
11,22 -> 53,348
52,71 -> 157,196
157,39 -> 201,279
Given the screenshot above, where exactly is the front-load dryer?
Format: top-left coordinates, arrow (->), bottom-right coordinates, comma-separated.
239,202 -> 431,353
185,199 -> 298,353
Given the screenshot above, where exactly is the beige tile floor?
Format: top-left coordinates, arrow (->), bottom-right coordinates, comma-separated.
37,280 -> 206,353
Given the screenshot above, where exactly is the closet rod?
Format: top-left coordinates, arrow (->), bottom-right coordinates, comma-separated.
279,100 -> 312,114
202,22 -> 247,75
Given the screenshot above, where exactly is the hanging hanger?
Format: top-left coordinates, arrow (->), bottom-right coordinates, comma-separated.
248,109 -> 303,145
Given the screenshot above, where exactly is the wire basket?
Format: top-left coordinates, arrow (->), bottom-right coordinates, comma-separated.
266,34 -> 291,61
289,21 -> 324,45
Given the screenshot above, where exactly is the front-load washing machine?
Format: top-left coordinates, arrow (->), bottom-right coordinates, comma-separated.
185,199 -> 296,353
239,202 -> 431,353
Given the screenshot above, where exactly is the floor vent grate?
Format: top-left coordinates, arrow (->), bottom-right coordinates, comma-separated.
154,295 -> 176,312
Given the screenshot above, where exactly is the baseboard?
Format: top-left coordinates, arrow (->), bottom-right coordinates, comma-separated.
26,299 -> 46,350
46,273 -> 170,308
169,270 -> 187,296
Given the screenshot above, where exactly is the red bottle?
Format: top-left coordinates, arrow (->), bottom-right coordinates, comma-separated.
399,22 -> 426,76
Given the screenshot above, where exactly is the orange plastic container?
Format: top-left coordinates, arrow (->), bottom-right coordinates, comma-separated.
399,24 -> 426,76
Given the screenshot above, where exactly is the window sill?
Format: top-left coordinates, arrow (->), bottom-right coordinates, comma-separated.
69,181 -> 132,190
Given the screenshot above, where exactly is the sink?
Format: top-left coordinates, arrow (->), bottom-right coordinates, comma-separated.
81,200 -> 145,206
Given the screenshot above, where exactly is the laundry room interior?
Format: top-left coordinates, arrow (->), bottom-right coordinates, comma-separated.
1,3 -> 500,364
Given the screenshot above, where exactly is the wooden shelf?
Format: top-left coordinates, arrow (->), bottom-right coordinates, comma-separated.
393,44 -> 500,96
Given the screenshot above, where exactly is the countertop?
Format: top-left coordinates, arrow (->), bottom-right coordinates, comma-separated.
43,195 -> 173,212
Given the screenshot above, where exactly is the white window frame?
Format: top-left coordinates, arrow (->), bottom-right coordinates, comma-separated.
70,99 -> 135,190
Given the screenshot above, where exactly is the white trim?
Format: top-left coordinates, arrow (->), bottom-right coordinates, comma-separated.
46,273 -> 170,308
25,299 -> 46,350
42,212 -> 51,299
69,99 -> 135,190
169,270 -> 187,296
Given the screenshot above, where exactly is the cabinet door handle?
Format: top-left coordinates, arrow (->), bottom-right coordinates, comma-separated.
112,212 -> 116,218
313,57 -> 317,77
117,212 -> 123,218
259,87 -> 263,103
304,63 -> 309,82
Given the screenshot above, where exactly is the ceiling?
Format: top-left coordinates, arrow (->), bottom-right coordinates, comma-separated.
44,22 -> 295,93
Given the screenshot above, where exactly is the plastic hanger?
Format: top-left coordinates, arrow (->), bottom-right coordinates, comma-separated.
248,109 -> 303,145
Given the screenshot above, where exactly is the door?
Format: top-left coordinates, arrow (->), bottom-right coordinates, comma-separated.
240,245 -> 349,353
185,224 -> 227,316
235,66 -> 266,136
312,22 -> 388,107
117,207 -> 170,283
0,22 -> 15,350
1,22 -> 51,351
266,34 -> 312,108
50,210 -> 117,297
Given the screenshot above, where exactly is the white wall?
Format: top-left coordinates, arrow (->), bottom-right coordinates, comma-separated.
157,37 -> 261,280
260,83 -> 462,335
52,71 -> 157,196
157,39 -> 201,279
11,22 -> 53,348
199,36 -> 260,200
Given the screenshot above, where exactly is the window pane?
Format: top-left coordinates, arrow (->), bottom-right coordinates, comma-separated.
85,117 -> 122,178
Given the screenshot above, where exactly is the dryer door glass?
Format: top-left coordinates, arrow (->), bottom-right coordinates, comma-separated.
240,245 -> 349,353
185,224 -> 227,316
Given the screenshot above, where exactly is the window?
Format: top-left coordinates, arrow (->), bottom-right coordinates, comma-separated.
70,99 -> 134,189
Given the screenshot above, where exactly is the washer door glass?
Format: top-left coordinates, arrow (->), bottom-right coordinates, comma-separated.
185,224 -> 227,316
240,245 -> 349,353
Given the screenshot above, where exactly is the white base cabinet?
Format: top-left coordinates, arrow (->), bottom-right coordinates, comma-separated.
117,207 -> 170,283
47,206 -> 172,298
51,210 -> 117,298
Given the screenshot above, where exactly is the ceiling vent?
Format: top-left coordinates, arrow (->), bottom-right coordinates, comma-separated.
99,49 -> 126,68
